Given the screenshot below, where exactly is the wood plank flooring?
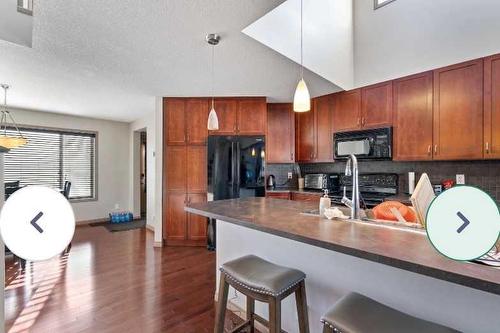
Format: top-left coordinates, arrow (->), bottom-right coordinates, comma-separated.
4,225 -> 244,333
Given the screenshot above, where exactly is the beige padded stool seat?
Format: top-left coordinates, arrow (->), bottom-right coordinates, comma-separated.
215,255 -> 309,333
321,292 -> 461,333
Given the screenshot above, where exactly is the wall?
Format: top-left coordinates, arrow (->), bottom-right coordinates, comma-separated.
354,0 -> 500,87
243,0 -> 354,90
268,160 -> 500,204
10,108 -> 130,222
0,154 -> 4,333
129,112 -> 156,231
0,0 -> 33,47
153,97 -> 163,245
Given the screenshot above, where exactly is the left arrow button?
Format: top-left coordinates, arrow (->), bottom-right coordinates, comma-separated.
30,211 -> 44,233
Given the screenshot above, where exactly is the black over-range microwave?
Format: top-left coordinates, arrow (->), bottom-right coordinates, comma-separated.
333,127 -> 392,160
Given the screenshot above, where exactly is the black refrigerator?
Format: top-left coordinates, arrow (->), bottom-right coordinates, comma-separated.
206,135 -> 266,250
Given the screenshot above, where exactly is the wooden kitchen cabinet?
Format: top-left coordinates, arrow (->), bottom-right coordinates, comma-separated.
295,95 -> 333,162
266,191 -> 291,200
186,193 -> 208,241
164,97 -> 209,145
165,192 -> 187,241
314,95 -> 334,162
186,98 -> 209,145
165,146 -> 187,191
393,72 -> 434,161
267,103 -> 295,163
237,98 -> 267,135
164,98 -> 187,145
186,146 -> 207,193
291,192 -> 321,203
295,105 -> 316,162
484,53 -> 500,159
361,81 -> 393,128
332,89 -> 361,132
433,59 -> 484,160
209,98 -> 238,135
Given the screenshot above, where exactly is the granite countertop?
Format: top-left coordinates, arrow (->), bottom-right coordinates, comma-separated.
185,197 -> 500,295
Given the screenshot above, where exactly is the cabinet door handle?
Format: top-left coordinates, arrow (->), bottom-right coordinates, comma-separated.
290,152 -> 294,161
362,117 -> 366,126
357,118 -> 361,126
186,133 -> 190,142
427,145 -> 431,155
486,142 -> 490,153
434,145 -> 437,154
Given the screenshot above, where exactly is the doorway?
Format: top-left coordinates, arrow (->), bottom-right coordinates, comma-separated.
140,132 -> 147,218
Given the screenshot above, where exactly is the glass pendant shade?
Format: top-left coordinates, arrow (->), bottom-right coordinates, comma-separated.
207,106 -> 219,131
293,78 -> 311,112
0,135 -> 27,149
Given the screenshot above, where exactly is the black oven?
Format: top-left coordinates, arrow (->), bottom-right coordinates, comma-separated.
334,127 -> 392,160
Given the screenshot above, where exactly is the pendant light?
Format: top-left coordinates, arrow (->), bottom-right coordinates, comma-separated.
0,84 -> 27,150
206,33 -> 221,130
293,0 -> 311,112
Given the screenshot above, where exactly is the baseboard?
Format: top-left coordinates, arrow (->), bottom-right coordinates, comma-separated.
146,224 -> 155,232
76,217 -> 108,226
153,240 -> 163,247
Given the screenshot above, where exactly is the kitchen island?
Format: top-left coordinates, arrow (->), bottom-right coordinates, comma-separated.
186,198 -> 500,333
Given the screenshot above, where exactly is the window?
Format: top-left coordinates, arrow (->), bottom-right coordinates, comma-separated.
17,0 -> 33,16
374,0 -> 396,9
4,127 -> 96,200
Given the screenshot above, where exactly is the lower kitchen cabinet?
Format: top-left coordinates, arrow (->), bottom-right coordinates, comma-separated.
266,192 -> 291,200
186,194 -> 208,241
164,192 -> 207,245
291,192 -> 321,203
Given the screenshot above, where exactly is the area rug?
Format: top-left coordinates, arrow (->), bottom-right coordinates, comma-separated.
89,219 -> 146,232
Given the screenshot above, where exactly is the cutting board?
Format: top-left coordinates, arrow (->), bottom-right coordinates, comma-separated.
410,173 -> 436,227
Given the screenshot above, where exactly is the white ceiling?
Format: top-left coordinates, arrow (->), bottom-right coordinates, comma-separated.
0,0 -> 340,122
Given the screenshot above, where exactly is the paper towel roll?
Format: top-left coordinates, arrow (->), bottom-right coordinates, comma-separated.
408,172 -> 415,194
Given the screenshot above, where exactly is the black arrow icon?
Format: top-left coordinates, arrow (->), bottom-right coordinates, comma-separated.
456,211 -> 470,234
30,211 -> 44,233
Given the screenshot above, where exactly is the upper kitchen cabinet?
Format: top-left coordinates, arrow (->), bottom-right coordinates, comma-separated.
314,95 -> 334,162
164,98 -> 187,145
484,54 -> 500,159
209,98 -> 238,135
164,97 -> 209,145
266,103 -> 295,163
332,89 -> 361,132
295,95 -> 334,162
393,72 -> 434,161
237,97 -> 267,135
209,97 -> 267,135
295,104 -> 316,162
186,98 -> 209,145
433,59 -> 484,160
361,81 -> 393,129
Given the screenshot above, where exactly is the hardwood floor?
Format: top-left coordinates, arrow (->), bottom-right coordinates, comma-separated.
4,226 -> 244,333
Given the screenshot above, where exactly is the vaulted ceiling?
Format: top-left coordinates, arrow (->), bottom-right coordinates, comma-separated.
0,0 -> 339,122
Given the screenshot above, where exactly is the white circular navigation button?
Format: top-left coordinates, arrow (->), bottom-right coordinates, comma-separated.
0,186 -> 75,261
426,186 -> 500,261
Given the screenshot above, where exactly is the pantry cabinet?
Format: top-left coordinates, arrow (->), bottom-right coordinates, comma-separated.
164,98 -> 209,145
484,54 -> 500,159
209,97 -> 267,135
267,103 -> 295,163
393,72 -> 434,161
433,59 -> 484,160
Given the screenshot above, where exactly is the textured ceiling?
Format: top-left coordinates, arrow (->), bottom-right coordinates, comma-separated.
0,0 -> 339,122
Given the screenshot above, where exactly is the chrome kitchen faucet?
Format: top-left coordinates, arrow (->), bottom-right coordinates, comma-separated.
341,154 -> 362,220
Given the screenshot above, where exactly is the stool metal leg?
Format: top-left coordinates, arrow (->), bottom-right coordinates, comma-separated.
246,296 -> 255,333
295,280 -> 310,333
322,324 -> 332,333
269,298 -> 281,333
214,273 -> 229,333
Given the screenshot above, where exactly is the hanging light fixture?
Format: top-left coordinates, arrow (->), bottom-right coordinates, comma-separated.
293,0 -> 310,112
206,33 -> 221,130
0,84 -> 27,150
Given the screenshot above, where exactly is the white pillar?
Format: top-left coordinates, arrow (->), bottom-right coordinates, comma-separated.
153,97 -> 163,247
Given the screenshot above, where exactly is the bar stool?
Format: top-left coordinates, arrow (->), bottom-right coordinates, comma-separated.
215,255 -> 309,333
321,292 -> 460,333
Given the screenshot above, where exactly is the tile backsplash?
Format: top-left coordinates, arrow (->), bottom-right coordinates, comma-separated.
266,160 -> 500,204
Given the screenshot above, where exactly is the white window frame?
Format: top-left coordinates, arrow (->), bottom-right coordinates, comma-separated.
374,0 -> 397,10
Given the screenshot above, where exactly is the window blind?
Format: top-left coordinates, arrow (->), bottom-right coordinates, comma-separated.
4,127 -> 96,200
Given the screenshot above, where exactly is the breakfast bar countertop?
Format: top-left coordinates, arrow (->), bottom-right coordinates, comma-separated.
185,197 -> 500,295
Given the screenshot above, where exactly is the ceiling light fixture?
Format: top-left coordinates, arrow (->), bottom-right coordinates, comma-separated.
206,33 -> 221,131
0,84 -> 27,150
293,0 -> 310,112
